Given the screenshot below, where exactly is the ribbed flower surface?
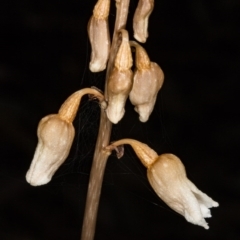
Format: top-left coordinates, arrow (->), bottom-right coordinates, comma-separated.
26,114 -> 75,186
147,154 -> 219,229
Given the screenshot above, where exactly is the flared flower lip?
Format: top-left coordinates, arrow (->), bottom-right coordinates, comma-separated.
147,154 -> 219,229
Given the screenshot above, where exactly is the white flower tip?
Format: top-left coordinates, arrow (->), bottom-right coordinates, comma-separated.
203,223 -> 210,230
184,210 -> 210,229
134,104 -> 153,122
106,106 -> 125,124
89,61 -> 106,72
199,203 -> 212,218
133,33 -> 146,43
26,170 -> 52,186
139,115 -> 148,122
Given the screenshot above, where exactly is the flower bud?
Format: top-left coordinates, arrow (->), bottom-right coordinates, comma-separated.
88,0 -> 110,72
26,88 -> 104,186
106,29 -> 133,124
133,0 -> 154,43
129,41 -> 164,122
147,154 -> 219,229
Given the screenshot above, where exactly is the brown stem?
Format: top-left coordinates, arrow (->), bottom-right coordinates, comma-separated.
104,0 -> 131,98
58,88 -> 105,123
80,1 -> 130,240
105,138 -> 158,168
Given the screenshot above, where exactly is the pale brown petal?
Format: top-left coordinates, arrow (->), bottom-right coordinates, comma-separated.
147,154 -> 219,229
129,41 -> 164,122
133,0 -> 154,43
26,88 -> 104,186
26,114 -> 75,186
88,0 -> 111,72
106,29 -> 133,124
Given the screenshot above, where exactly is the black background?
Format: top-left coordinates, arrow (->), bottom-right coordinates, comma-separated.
1,0 -> 240,239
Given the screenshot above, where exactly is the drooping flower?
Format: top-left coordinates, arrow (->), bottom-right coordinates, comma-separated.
106,29 -> 133,124
147,153 -> 219,229
26,114 -> 75,186
26,88 -> 105,186
129,41 -> 164,122
88,0 -> 111,72
133,0 -> 154,43
106,139 -> 219,229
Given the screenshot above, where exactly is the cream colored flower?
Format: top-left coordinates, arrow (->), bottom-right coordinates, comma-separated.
133,0 -> 154,43
26,114 -> 75,186
129,41 -> 164,122
106,139 -> 219,229
106,29 -> 133,124
88,0 -> 111,72
147,154 -> 219,229
26,88 -> 105,186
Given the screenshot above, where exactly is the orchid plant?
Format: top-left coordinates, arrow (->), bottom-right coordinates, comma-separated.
26,1 -> 219,239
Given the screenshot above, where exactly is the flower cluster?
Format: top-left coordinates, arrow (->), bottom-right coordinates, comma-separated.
26,0 -> 219,235
88,0 -> 162,124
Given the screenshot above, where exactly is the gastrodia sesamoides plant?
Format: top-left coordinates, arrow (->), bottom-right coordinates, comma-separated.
105,139 -> 219,229
26,88 -> 105,186
106,29 -> 133,124
133,0 -> 154,43
26,1 -> 219,238
129,41 -> 164,122
88,0 -> 110,72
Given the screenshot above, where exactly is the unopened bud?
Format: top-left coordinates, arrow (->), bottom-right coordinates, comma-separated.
133,0 -> 154,43
88,0 -> 111,72
129,41 -> 164,122
106,29 -> 133,124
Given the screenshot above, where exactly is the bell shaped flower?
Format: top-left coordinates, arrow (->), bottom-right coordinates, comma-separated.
106,29 -> 133,124
26,88 -> 105,186
88,0 -> 110,72
129,41 -> 164,122
106,139 -> 219,229
26,114 -> 75,186
133,0 -> 154,43
147,153 -> 219,229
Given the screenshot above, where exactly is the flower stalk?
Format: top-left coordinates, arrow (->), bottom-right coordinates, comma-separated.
80,1 -> 130,240
25,0 -> 219,238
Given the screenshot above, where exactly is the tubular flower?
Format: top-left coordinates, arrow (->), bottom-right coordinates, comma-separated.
129,41 -> 164,122
26,114 -> 75,186
147,154 -> 219,229
26,88 -> 105,186
106,139 -> 219,229
106,29 -> 133,124
88,0 -> 110,72
133,0 -> 154,43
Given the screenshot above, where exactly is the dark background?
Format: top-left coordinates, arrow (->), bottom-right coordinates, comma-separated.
1,0 -> 240,239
